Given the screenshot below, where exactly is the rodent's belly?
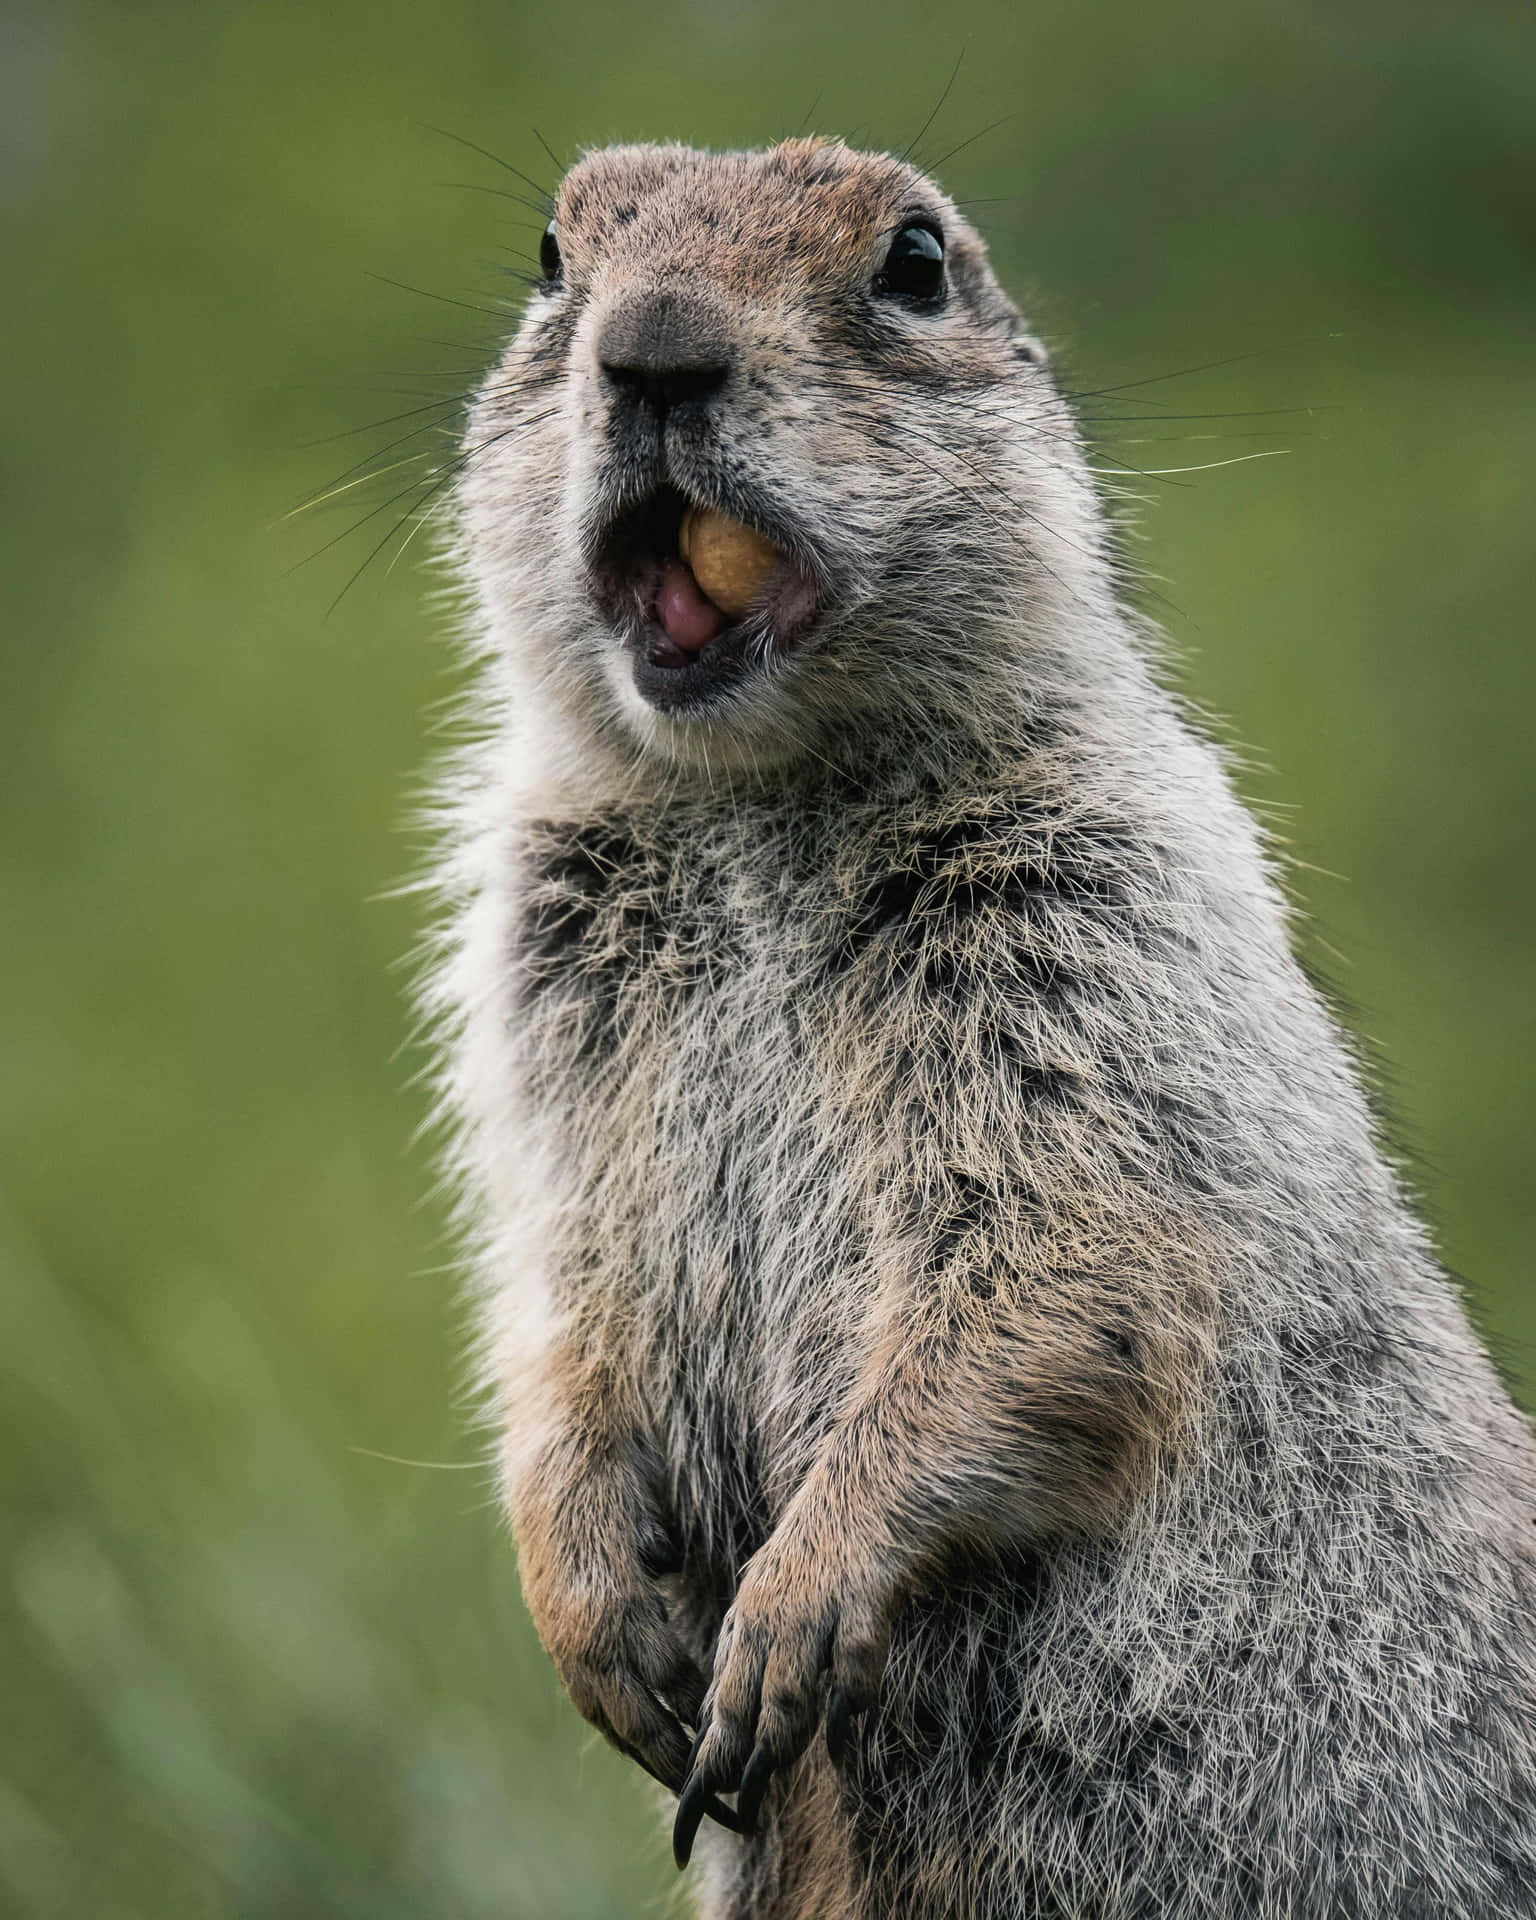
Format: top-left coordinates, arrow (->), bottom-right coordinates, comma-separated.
546,1015 -> 876,1573
632,1132 -> 875,1571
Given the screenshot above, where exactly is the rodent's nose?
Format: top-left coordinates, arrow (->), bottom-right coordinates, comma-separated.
598,290 -> 733,422
602,359 -> 730,417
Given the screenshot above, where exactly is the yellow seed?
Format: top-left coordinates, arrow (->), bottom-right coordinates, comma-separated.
679,505 -> 782,617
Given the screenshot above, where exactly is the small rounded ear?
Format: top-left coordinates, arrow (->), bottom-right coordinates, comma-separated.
1014,331 -> 1049,369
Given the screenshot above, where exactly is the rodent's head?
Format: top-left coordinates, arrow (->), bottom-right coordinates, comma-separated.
458,139 -> 1110,776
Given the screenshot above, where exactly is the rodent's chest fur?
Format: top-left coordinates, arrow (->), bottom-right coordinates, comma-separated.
508,763 -> 1199,1569
515,786 -> 873,1560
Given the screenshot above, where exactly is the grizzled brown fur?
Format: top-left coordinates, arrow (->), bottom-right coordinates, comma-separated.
424,139 -> 1536,1917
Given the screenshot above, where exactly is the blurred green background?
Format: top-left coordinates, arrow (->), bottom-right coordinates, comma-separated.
1,0 -> 1532,1913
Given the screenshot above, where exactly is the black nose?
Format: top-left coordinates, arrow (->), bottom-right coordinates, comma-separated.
602,359 -> 729,416
598,290 -> 732,422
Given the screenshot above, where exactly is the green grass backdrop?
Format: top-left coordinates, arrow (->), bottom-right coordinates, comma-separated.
1,1 -> 1532,1913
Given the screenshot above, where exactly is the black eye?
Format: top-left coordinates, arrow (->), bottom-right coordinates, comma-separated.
876,222 -> 945,302
539,219 -> 562,284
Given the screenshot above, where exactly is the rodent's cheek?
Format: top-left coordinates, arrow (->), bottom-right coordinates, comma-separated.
508,294 -> 584,384
565,291 -> 625,391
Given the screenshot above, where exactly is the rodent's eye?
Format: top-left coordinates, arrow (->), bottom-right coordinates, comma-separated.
876,222 -> 945,303
539,219 -> 563,285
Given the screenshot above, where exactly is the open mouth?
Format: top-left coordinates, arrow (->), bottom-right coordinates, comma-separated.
589,485 -> 819,711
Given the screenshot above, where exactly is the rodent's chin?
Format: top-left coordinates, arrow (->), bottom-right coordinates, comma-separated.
626,617 -> 790,714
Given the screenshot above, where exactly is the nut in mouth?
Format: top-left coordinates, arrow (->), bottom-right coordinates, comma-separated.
589,485 -> 819,711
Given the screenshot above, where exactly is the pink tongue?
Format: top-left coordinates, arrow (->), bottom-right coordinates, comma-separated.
655,559 -> 725,653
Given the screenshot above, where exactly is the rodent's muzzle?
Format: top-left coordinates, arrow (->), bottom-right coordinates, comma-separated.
583,288 -> 822,714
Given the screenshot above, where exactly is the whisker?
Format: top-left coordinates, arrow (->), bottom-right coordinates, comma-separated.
300,394 -> 466,451
386,498 -> 443,576
443,180 -> 550,223
1077,406 -> 1333,424
313,408 -> 559,607
1092,449 -> 1290,478
300,372 -> 556,527
416,121 -> 555,206
1094,428 -> 1318,444
900,48 -> 966,164
367,271 -> 516,322
861,418 -> 1097,619
792,93 -> 824,140
295,466 -> 459,574
530,126 -> 566,177
922,113 -> 1017,178
349,1447 -> 481,1471
1060,337 -> 1338,406
326,474 -> 459,614
285,450 -> 451,522
294,381 -> 557,512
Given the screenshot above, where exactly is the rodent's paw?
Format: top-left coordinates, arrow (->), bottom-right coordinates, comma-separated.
549,1585 -> 694,1776
523,1527 -> 741,1835
672,1536 -> 892,1868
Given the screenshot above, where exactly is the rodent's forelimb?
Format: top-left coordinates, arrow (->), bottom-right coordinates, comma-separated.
673,1229 -> 1215,1863
509,1348 -> 743,1830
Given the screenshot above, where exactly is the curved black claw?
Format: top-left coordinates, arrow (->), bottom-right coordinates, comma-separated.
616,1738 -> 744,1842
673,1770 -> 714,1869
735,1743 -> 777,1835
703,1793 -> 744,1835
825,1688 -> 852,1769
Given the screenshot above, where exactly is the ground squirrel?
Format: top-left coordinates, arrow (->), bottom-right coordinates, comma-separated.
423,138 -> 1536,1917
